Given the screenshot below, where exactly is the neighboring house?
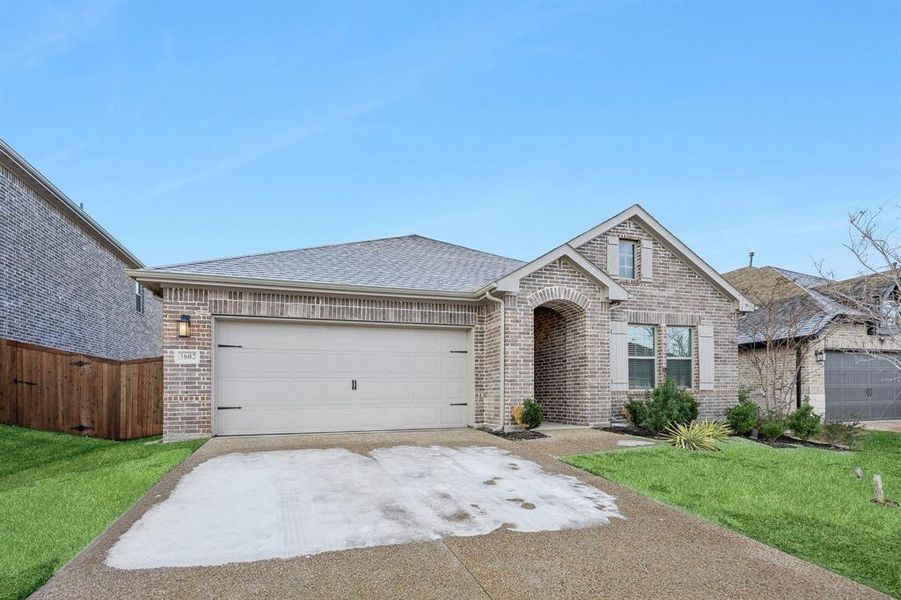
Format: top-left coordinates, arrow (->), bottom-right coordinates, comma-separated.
724,265 -> 901,421
130,205 -> 753,441
0,139 -> 161,361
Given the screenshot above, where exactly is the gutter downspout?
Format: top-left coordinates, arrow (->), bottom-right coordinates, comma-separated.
483,287 -> 506,432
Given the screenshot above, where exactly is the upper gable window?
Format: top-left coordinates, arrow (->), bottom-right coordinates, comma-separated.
618,240 -> 636,279
135,282 -> 145,314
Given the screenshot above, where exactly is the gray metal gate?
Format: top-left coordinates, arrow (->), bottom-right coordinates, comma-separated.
825,351 -> 901,421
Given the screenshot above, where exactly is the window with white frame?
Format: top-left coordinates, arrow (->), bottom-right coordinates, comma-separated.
666,326 -> 692,388
134,282 -> 144,314
628,325 -> 655,389
618,240 -> 636,279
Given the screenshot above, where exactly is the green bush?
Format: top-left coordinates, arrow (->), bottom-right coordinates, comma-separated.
622,398 -> 646,428
821,420 -> 865,449
662,420 -> 732,451
725,391 -> 760,435
630,379 -> 699,436
512,398 -> 543,429
759,414 -> 787,440
787,400 -> 822,440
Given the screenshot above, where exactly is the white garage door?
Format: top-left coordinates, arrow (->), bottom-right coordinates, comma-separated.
214,320 -> 472,435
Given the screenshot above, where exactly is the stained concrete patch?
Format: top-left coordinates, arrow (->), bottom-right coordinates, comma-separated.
106,445 -> 622,570
617,440 -> 655,447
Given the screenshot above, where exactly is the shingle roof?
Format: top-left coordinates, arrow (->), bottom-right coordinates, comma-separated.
725,265 -> 865,345
149,235 -> 525,293
770,267 -> 831,290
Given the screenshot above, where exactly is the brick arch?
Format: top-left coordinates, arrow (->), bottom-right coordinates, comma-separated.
527,286 -> 591,318
529,286 -> 590,425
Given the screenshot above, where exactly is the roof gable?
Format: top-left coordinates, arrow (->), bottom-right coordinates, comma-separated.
494,244 -> 629,301
570,204 -> 755,311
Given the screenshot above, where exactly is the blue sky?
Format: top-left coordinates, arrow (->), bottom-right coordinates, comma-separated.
2,1 -> 899,278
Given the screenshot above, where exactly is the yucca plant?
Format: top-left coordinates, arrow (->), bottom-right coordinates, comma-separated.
662,420 -> 732,451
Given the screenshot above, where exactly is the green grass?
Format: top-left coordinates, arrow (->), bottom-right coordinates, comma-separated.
564,432 -> 901,598
0,425 -> 205,600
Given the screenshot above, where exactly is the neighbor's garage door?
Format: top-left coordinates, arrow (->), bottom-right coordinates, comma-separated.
825,351 -> 901,421
214,320 -> 471,435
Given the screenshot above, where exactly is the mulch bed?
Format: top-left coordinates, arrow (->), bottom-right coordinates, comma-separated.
602,425 -> 657,440
486,429 -> 549,441
741,433 -> 851,452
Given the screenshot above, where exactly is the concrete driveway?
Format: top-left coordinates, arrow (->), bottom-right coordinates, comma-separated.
35,428 -> 886,599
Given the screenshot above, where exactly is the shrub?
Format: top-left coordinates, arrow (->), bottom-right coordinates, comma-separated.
725,392 -> 760,435
787,400 -> 823,440
821,420 -> 865,449
512,398 -> 543,430
632,379 -> 699,436
759,414 -> 787,440
662,420 -> 732,451
622,398 -> 646,428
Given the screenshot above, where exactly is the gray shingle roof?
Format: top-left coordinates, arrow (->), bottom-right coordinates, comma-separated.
733,267 -> 865,345
770,267 -> 831,289
150,235 -> 525,293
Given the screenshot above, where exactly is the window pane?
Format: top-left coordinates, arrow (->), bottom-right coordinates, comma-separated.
629,358 -> 655,389
628,326 -> 655,357
667,359 -> 692,388
618,241 -> 635,278
666,327 -> 692,358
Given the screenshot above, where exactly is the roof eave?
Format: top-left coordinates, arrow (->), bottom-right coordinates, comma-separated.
127,269 -> 486,302
0,138 -> 144,269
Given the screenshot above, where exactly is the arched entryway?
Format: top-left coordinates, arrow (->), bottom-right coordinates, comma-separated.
529,288 -> 590,425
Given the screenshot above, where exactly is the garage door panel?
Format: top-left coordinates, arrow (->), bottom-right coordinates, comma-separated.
825,351 -> 901,421
215,320 -> 471,435
219,379 -> 351,405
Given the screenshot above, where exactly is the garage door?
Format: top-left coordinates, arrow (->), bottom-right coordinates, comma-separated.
825,351 -> 901,421
214,320 -> 472,435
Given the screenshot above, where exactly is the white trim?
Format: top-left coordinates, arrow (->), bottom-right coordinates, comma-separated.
494,244 -> 629,300
568,204 -> 755,312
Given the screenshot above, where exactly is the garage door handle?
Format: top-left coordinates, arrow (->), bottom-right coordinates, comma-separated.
352,379 -> 357,390
217,406 -> 242,410
450,403 -> 468,406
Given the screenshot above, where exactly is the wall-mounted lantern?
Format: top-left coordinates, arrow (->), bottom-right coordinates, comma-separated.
814,349 -> 825,364
177,314 -> 191,338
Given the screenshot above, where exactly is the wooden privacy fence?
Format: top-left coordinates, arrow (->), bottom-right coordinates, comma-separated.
0,339 -> 163,440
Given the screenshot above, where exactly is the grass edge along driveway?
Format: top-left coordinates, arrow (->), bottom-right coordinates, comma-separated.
563,431 -> 901,598
0,425 -> 205,600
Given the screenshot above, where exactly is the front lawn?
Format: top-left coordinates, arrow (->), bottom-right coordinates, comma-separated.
564,432 -> 901,598
0,425 -> 205,600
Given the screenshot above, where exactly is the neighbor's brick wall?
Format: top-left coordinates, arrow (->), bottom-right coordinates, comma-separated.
737,344 -> 802,415
0,163 -> 161,361
162,286 -> 490,440
576,217 -> 740,420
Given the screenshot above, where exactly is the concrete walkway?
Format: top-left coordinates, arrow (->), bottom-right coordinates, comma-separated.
34,428 -> 887,599
860,420 -> 901,433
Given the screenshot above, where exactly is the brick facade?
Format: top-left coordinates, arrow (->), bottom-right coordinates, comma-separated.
575,217 -> 739,420
1,163 -> 161,361
160,215 -> 742,440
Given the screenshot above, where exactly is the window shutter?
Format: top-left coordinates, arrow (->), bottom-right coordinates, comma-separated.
699,324 -> 714,390
606,235 -> 619,276
610,321 -> 629,391
641,239 -> 654,282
